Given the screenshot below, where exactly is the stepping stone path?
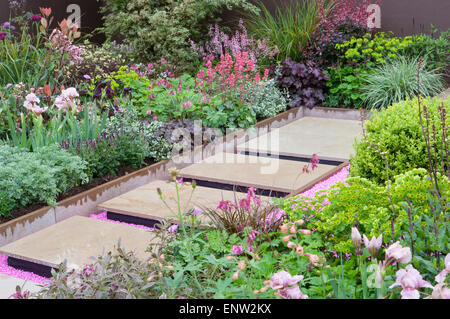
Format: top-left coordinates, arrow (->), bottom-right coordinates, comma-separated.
0,116 -> 362,295
237,117 -> 362,161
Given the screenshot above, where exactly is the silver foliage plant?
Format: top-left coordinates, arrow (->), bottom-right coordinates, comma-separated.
240,79 -> 289,120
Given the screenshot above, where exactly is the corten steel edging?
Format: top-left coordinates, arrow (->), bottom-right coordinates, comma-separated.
0,105 -> 361,246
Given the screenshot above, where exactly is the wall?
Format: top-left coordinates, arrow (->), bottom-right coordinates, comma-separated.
0,0 -> 448,39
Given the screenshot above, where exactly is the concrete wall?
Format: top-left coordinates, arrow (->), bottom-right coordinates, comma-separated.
0,0 -> 449,38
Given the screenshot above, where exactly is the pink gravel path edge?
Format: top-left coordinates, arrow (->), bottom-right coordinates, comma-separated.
0,164 -> 350,285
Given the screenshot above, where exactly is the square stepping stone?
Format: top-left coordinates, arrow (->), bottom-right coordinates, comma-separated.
237,117 -> 363,161
178,152 -> 339,195
0,216 -> 158,277
98,180 -> 274,226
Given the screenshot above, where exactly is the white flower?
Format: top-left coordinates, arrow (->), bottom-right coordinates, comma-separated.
351,227 -> 362,247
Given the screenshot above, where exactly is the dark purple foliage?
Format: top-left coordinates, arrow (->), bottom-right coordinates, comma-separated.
276,58 -> 328,109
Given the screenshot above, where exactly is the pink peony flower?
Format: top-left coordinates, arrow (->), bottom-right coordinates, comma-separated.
390,265 -> 433,299
385,242 -> 412,265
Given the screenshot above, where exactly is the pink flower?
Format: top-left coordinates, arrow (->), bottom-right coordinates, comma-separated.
232,245 -> 244,256
181,100 -> 192,108
363,234 -> 382,257
435,253 -> 450,283
389,265 -> 433,299
24,93 -> 48,115
247,229 -> 259,244
279,286 -> 308,299
153,115 -> 158,121
430,283 -> 450,299
280,223 -> 290,234
217,200 -> 236,213
147,109 -> 152,115
385,242 -> 412,265
269,271 -> 303,290
167,224 -> 178,233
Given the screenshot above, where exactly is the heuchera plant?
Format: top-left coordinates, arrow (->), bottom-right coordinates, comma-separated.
276,58 -> 328,109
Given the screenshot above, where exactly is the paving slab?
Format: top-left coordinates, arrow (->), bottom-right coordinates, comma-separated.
178,152 -> 338,195
0,274 -> 41,299
0,216 -> 159,271
98,180 -> 273,225
237,117 -> 363,161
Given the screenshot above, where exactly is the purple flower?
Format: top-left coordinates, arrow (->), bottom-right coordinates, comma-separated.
168,224 -> 178,233
0,32 -> 7,40
83,74 -> 91,80
232,245 -> 244,256
2,21 -> 15,30
192,207 -> 203,216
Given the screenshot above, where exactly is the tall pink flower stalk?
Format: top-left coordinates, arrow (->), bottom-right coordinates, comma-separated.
190,19 -> 278,64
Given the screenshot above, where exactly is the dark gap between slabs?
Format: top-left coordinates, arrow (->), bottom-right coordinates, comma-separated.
7,256 -> 56,278
241,151 -> 344,166
181,178 -> 290,198
106,211 -> 162,228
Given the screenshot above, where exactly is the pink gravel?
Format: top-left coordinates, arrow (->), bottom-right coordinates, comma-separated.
0,254 -> 50,285
89,211 -> 157,231
0,164 -> 349,285
300,164 -> 349,198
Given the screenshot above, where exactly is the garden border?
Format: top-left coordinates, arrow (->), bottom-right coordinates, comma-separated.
0,106 -> 369,246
